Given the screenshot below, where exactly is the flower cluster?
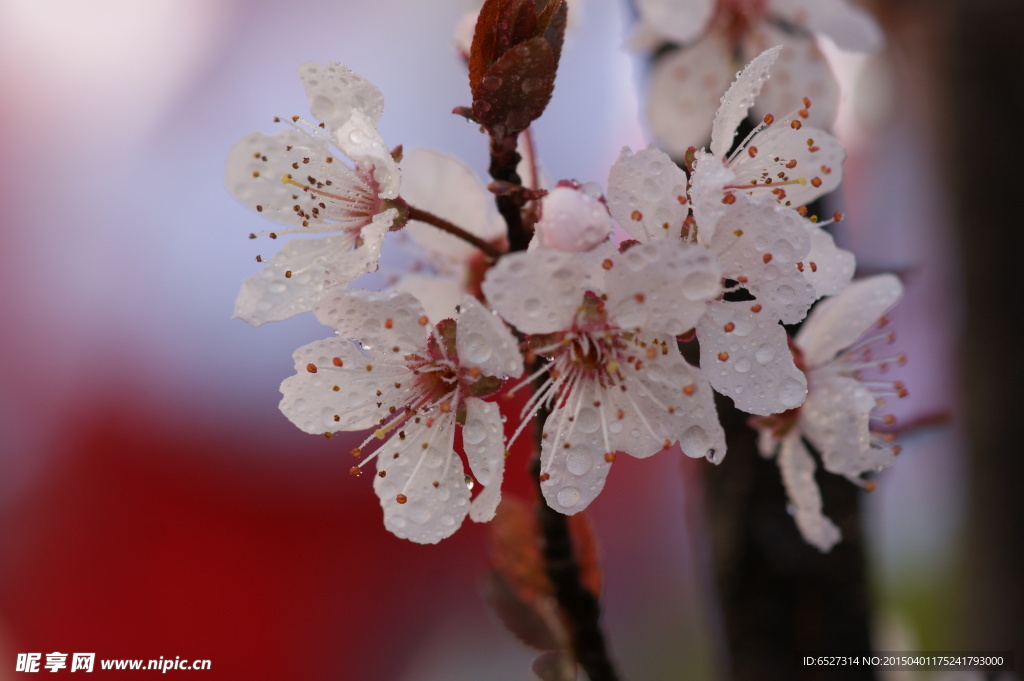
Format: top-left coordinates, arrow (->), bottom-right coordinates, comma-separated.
227,9 -> 904,550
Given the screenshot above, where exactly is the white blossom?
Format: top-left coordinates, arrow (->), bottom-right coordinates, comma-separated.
227,63 -> 401,326
756,274 -> 907,551
279,290 -> 522,543
482,241 -> 726,515
688,45 -> 848,245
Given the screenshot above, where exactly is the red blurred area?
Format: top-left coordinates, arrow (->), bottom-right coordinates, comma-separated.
0,385 -> 539,680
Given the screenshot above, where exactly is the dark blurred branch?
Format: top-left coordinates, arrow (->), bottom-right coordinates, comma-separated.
944,0 -> 1024,658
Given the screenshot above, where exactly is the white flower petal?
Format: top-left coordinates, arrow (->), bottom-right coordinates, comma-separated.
802,224 -> 854,297
710,45 -> 783,160
374,415 -> 471,544
392,274 -> 464,323
688,149 -> 736,246
728,125 -> 845,207
234,233 -> 361,326
801,373 -> 892,481
697,300 -> 807,415
630,345 -> 726,462
634,0 -> 715,45
456,296 -> 524,379
540,381 -> 615,515
279,337 -> 406,434
744,27 -> 839,133
335,110 -> 400,199
777,432 -> 841,552
535,187 -> 611,252
770,0 -> 884,52
709,196 -> 815,324
298,62 -> 385,131
607,146 -> 689,242
482,250 -> 590,334
402,147 -> 500,266
314,288 -> 428,355
226,129 -> 336,230
648,33 -> 733,158
463,398 -> 507,523
605,241 -> 720,336
796,274 -> 903,367
336,211 -> 391,281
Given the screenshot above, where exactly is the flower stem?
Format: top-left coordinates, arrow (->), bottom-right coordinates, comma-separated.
405,204 -> 505,260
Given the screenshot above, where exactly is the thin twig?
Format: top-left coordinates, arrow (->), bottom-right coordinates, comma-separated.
405,204 -> 505,260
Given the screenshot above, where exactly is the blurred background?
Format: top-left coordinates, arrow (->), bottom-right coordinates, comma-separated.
0,0 -> 1016,679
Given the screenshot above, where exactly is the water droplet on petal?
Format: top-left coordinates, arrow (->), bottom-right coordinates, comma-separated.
557,486 -> 582,509
566,451 -> 592,476
779,378 -> 806,409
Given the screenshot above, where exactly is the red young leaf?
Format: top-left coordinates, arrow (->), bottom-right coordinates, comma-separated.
466,0 -> 567,138
484,496 -> 603,654
472,37 -> 556,139
486,497 -> 568,650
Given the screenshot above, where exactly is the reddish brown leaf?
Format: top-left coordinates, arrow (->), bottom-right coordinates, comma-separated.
466,0 -> 566,138
484,571 -> 565,651
469,0 -> 535,89
485,496 -> 603,655
486,497 -> 569,650
471,37 -> 556,139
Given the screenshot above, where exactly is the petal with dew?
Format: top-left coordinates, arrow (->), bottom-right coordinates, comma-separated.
280,337 -> 410,434
457,296 -> 524,379
463,398 -> 507,523
727,124 -> 845,208
796,274 -> 903,367
374,414 -> 471,544
709,195 -> 815,324
605,241 -> 720,336
697,300 -> 807,415
234,233 -> 357,326
607,146 -> 689,243
539,380 -> 615,516
482,250 -> 590,335
801,223 -> 855,297
800,373 -> 893,482
315,288 -> 428,355
630,344 -> 726,462
710,45 -> 783,160
335,110 -> 400,199
227,129 -> 338,231
688,149 -> 737,246
298,62 -> 385,131
777,432 -> 841,552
